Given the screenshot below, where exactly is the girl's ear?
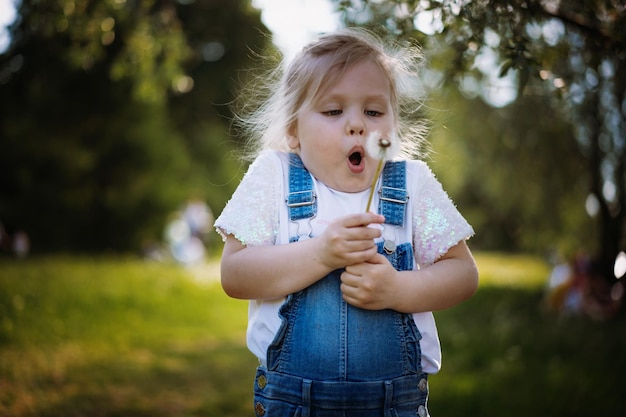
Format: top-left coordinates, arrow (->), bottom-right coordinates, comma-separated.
287,123 -> 300,149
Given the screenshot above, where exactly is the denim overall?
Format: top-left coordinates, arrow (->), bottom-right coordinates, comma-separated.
253,154 -> 429,417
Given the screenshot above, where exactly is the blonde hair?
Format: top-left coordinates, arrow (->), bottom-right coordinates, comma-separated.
234,27 -> 428,161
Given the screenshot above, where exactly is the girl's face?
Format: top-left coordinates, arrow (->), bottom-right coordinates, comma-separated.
287,59 -> 395,193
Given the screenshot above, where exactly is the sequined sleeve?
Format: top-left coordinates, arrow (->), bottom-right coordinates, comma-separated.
214,151 -> 280,247
409,160 -> 474,266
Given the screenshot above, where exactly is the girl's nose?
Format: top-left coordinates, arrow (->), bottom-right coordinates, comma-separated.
348,126 -> 364,135
345,112 -> 365,136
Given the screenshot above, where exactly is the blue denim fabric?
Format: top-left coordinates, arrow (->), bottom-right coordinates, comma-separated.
287,153 -> 317,221
254,367 -> 428,417
253,156 -> 428,416
256,244 -> 427,416
378,161 -> 408,226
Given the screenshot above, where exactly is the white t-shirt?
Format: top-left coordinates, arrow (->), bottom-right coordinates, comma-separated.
215,150 -> 474,374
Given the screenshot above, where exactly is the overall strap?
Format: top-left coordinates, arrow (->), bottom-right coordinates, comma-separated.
379,161 -> 409,226
286,153 -> 316,241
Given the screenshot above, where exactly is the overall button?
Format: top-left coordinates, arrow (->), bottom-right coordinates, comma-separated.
383,239 -> 397,254
418,378 -> 427,392
418,404 -> 428,417
257,374 -> 267,389
255,402 -> 266,416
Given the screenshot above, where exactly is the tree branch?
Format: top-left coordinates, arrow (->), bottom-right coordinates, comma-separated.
538,2 -> 624,51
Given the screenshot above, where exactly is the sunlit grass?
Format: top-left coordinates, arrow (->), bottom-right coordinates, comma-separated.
0,256 -> 255,417
1,256 -> 243,346
0,253 -> 623,417
431,253 -> 625,417
474,251 -> 550,288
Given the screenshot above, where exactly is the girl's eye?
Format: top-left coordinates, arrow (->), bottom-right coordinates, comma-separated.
324,109 -> 342,116
365,110 -> 382,117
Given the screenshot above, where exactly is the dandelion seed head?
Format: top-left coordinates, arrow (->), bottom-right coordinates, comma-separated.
365,131 -> 400,161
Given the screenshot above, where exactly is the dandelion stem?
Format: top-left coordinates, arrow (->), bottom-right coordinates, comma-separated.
365,159 -> 384,213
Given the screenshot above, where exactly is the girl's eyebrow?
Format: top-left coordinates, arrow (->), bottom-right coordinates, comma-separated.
318,93 -> 390,103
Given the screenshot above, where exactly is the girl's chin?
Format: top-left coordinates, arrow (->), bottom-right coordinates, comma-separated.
327,178 -> 372,193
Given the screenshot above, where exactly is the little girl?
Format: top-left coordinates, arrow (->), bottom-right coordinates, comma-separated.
215,28 -> 478,417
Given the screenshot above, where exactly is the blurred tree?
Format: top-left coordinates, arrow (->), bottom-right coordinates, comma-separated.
334,0 -> 625,280
426,87 -> 591,255
168,0 -> 273,214
0,0 -> 270,252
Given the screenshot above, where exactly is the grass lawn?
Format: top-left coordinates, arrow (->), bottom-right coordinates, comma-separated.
0,253 -> 624,417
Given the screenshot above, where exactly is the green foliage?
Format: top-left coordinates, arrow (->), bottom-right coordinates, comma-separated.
427,88 -> 594,254
166,0 -> 273,214
21,0 -> 192,103
1,255 -> 624,416
0,53 -> 192,251
333,0 -> 626,273
0,0 -> 271,252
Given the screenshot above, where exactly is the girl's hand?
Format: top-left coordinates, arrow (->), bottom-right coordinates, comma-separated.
341,241 -> 479,313
316,212 -> 384,271
340,254 -> 398,310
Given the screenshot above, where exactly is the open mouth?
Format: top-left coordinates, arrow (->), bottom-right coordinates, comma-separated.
349,151 -> 363,166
